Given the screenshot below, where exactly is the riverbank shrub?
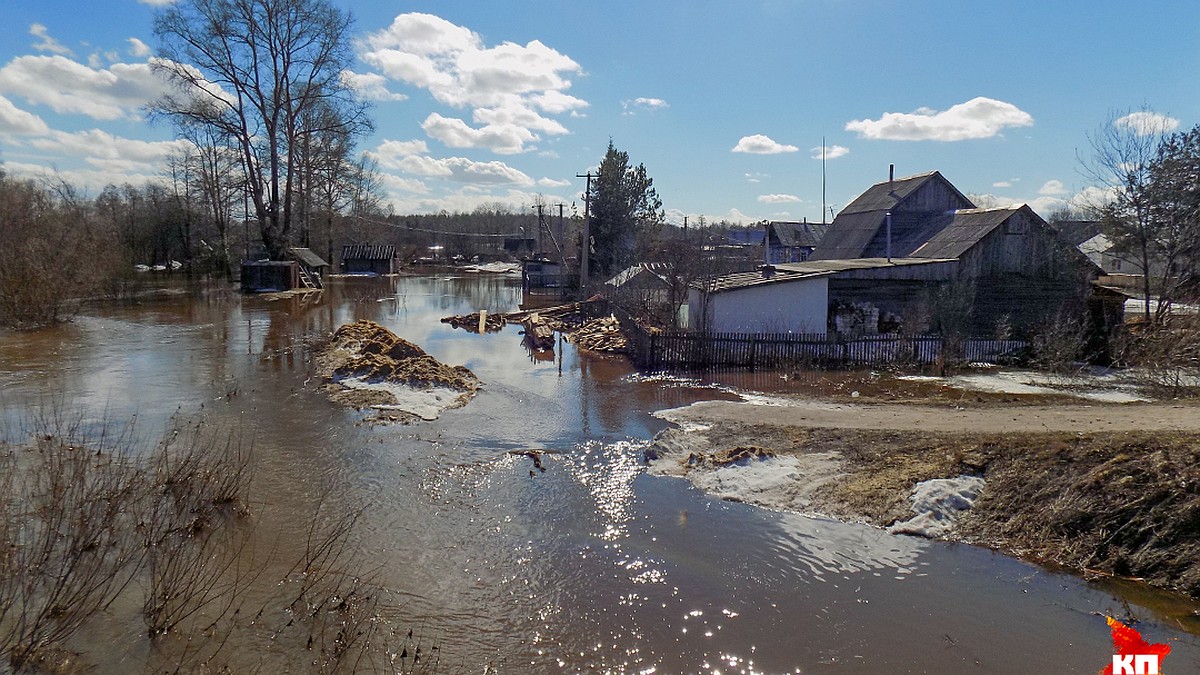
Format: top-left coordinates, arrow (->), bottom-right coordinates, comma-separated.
0,172 -> 124,330
0,412 -> 433,673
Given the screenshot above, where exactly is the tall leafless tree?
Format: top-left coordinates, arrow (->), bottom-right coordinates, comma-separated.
1079,107 -> 1175,323
152,0 -> 370,259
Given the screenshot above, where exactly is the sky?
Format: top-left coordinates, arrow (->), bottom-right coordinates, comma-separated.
1,0 -> 1199,227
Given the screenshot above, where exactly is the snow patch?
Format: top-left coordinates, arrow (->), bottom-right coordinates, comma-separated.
338,376 -> 465,421
888,476 -> 985,538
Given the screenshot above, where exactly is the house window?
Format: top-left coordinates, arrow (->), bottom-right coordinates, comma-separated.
1004,218 -> 1027,235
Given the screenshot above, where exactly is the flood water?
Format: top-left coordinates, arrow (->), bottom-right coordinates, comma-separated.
2,274 -> 1200,673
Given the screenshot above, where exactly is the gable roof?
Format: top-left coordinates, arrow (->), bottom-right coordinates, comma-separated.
909,207 -> 1019,259
342,244 -> 396,261
768,221 -> 827,249
812,171 -> 976,260
1051,220 -> 1102,247
606,262 -> 672,289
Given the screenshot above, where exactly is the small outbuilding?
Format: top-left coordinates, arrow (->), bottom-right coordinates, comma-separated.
341,244 -> 397,276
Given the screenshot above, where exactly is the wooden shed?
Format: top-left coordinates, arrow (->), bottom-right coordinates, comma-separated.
341,244 -> 397,276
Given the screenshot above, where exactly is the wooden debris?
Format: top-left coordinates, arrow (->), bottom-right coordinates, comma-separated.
567,315 -> 628,354
522,312 -> 555,351
441,311 -> 507,333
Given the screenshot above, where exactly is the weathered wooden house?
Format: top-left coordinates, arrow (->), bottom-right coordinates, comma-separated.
341,244 -> 397,276
765,221 -> 828,263
691,171 -> 1121,338
810,171 -> 1113,334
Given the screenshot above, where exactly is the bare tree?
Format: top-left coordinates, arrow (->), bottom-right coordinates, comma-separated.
1079,107 -> 1175,323
153,0 -> 369,259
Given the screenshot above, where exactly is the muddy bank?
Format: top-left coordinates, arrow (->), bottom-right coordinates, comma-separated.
648,403 -> 1200,599
315,319 -> 479,423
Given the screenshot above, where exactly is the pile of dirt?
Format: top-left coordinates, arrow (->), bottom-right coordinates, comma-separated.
568,316 -> 627,353
316,320 -> 479,416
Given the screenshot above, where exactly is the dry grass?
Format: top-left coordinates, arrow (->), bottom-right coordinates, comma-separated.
0,412 -> 436,674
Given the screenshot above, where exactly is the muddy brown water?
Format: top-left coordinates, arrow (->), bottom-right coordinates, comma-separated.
2,274 -> 1199,673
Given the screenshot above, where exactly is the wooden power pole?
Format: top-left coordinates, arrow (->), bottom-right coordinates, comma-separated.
576,171 -> 595,292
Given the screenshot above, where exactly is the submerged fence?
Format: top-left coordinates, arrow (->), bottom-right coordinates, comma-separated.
633,329 -> 1026,370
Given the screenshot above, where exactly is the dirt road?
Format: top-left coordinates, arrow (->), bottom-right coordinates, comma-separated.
658,398 -> 1200,434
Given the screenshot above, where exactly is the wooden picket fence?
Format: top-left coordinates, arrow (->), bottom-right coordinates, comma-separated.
633,329 -> 1026,370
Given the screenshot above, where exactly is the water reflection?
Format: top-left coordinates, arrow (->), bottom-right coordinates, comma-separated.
1,276 -> 1199,673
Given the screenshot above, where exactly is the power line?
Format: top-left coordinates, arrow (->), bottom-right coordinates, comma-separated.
348,213 -> 523,238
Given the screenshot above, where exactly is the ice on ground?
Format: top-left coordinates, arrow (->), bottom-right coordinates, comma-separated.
888,476 -> 986,539
338,376 -> 465,421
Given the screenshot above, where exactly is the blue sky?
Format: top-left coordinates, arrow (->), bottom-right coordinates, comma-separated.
1,0 -> 1198,226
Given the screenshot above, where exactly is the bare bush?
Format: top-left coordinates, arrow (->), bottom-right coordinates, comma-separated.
0,421 -> 147,671
1118,312 -> 1200,396
1028,309 -> 1091,373
0,411 -> 427,673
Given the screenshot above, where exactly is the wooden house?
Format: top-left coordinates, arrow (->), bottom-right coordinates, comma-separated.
765,221 -> 828,263
342,244 -> 397,276
692,171 -> 1121,338
810,171 -> 1113,334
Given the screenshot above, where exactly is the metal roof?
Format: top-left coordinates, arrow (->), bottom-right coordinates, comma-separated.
908,207 -> 1018,259
811,171 -> 976,260
342,244 -> 396,261
768,221 -> 828,248
606,262 -> 671,288
700,258 -> 957,294
1051,220 -> 1102,247
287,247 -> 329,268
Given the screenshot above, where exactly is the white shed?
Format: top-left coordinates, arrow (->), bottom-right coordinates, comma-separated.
688,266 -> 831,334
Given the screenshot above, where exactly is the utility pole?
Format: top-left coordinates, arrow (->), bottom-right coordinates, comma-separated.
576,171 -> 595,293
534,203 -> 545,255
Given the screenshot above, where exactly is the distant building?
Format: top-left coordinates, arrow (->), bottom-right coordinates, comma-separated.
765,221 -> 827,263
692,171 -> 1121,338
341,244 -> 397,276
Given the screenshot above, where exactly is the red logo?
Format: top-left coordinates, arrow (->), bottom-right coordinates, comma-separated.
1101,616 -> 1171,674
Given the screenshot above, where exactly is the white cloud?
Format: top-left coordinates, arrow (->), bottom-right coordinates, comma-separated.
1114,111 -> 1180,136
757,194 -> 802,204
537,177 -> 571,188
732,134 -> 799,154
1038,179 -> 1067,196
0,55 -> 171,121
421,112 -> 535,155
28,129 -> 190,172
810,144 -> 849,160
0,95 -> 50,135
136,0 -> 177,5
360,13 -> 586,154
340,70 -> 407,102
127,39 -> 152,59
622,97 -> 668,114
744,172 -> 769,183
366,138 -> 534,188
845,97 -> 1033,141
30,24 -> 72,56
992,181 -> 1012,188
383,187 -> 550,216
377,173 -> 430,195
